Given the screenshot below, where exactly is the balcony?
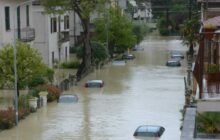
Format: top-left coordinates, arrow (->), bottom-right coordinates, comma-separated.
19,27 -> 35,42
32,0 -> 41,5
193,23 -> 220,100
58,31 -> 70,44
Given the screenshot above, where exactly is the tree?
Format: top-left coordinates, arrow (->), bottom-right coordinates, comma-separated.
132,23 -> 148,44
91,42 -> 108,67
70,42 -> 108,68
94,7 -> 136,57
41,0 -> 105,80
180,19 -> 200,55
0,41 -> 48,90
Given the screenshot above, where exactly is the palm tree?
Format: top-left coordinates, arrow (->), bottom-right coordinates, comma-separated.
180,19 -> 200,56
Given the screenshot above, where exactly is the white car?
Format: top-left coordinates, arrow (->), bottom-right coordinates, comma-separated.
85,80 -> 104,88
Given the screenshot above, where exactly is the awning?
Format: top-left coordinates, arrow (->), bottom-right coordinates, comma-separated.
203,16 -> 220,28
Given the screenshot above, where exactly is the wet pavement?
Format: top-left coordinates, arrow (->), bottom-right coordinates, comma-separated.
0,36 -> 187,140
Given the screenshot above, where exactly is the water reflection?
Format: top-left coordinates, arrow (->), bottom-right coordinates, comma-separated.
0,36 -> 186,140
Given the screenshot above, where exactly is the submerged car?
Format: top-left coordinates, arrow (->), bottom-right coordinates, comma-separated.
133,125 -> 165,138
122,53 -> 135,60
112,58 -> 127,66
85,80 -> 104,88
170,50 -> 184,59
58,94 -> 78,103
166,59 -> 181,67
132,46 -> 144,51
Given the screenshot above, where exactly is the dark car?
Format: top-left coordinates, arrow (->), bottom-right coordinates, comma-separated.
171,50 -> 184,59
133,125 -> 165,138
122,53 -> 135,60
58,94 -> 78,103
166,59 -> 181,67
85,80 -> 104,88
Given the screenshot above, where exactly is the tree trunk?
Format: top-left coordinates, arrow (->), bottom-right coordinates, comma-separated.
189,44 -> 194,55
76,18 -> 92,81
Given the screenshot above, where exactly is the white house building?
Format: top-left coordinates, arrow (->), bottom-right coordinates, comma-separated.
0,0 -> 35,47
0,0 -> 70,68
32,1 -> 70,67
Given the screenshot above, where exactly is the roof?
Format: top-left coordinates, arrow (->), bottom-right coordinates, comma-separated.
203,16 -> 220,27
198,0 -> 220,2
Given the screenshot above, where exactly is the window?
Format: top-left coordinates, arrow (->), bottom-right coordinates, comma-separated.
64,16 -> 69,30
50,17 -> 57,33
5,6 -> 10,31
65,47 -> 68,61
26,5 -> 29,26
17,6 -> 21,39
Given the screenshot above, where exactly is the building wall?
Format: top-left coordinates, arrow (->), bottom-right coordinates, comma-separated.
32,7 -> 49,66
0,0 -> 33,47
32,5 -> 70,68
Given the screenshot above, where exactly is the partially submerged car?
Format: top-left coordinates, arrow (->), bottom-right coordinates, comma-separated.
133,125 -> 165,139
58,94 -> 78,103
112,58 -> 127,66
122,53 -> 135,60
132,46 -> 144,51
166,59 -> 181,67
170,50 -> 184,59
85,80 -> 104,88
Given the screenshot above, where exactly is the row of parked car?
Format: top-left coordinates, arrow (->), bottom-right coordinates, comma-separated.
57,46 -> 165,139
166,50 -> 184,67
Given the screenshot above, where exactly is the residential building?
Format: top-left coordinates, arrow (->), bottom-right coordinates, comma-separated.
181,1 -> 220,140
198,0 -> 220,21
32,1 -> 70,67
0,0 -> 70,68
0,0 -> 35,47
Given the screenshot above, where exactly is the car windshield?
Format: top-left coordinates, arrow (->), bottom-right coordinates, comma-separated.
137,126 -> 160,133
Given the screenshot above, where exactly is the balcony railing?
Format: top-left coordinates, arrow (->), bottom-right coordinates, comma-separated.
32,0 -> 41,5
58,31 -> 70,43
19,27 -> 35,42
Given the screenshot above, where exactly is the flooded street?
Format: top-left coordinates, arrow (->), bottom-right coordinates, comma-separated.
0,36 -> 187,140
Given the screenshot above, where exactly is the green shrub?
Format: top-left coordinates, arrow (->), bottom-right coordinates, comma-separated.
208,64 -> 219,73
28,76 -> 45,88
0,107 -> 15,129
18,95 -> 30,109
61,61 -> 80,69
18,108 -> 30,120
46,85 -> 61,102
197,112 -> 220,133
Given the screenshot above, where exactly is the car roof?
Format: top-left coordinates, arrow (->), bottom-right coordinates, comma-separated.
87,80 -> 103,83
167,59 -> 180,62
60,94 -> 77,97
136,125 -> 163,133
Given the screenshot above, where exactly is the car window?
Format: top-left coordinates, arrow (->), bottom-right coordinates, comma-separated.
88,82 -> 100,87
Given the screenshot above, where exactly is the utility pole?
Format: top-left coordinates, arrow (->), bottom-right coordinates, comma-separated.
13,0 -> 33,126
189,0 -> 192,20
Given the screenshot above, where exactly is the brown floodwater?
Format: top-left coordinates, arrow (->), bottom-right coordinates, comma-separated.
0,36 -> 187,140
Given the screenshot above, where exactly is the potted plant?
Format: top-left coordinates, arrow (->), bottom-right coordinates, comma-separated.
205,64 -> 220,82
39,91 -> 48,106
203,23 -> 217,39
28,95 -> 38,110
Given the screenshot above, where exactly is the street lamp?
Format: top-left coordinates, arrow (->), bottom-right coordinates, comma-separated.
13,0 -> 33,126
